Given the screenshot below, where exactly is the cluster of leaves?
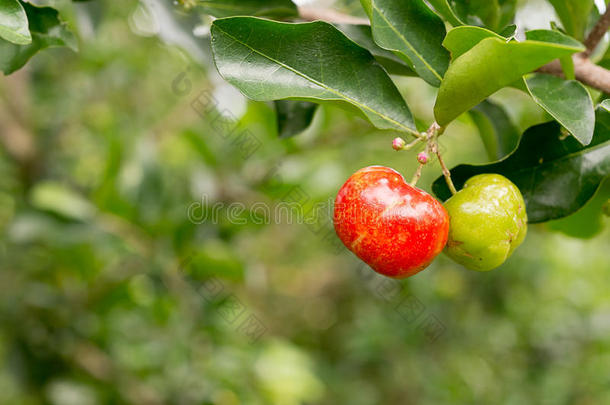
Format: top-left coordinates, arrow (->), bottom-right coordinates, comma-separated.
2,0 -> 608,232
0,0 -> 78,74
166,0 -> 609,234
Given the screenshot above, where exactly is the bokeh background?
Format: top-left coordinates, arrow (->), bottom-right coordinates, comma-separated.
0,0 -> 609,404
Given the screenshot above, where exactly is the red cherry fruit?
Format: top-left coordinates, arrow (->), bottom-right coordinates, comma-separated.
334,166 -> 449,278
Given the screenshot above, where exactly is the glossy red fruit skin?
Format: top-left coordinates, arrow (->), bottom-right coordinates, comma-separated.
334,166 -> 449,278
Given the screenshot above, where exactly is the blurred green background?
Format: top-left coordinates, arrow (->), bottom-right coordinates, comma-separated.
0,1 -> 609,404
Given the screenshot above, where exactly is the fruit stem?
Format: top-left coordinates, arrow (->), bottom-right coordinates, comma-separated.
409,163 -> 424,186
434,143 -> 457,195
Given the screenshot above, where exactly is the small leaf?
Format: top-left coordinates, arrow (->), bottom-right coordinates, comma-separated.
424,0 -> 464,26
0,3 -> 77,74
433,107 -> 610,223
470,99 -> 520,160
275,100 -> 318,138
434,33 -> 583,126
524,29 -> 584,49
525,30 -> 584,80
442,25 -> 503,59
498,24 -> 516,37
336,24 -> 415,76
525,73 -> 594,145
198,0 -> 298,18
361,0 -> 449,87
211,17 -> 417,134
0,0 -> 31,45
547,0 -> 594,40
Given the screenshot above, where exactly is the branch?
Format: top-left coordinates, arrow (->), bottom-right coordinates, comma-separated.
538,55 -> 610,94
583,3 -> 610,57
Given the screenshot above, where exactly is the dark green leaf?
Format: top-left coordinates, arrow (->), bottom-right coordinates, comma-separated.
547,0 -> 594,40
470,99 -> 520,160
525,73 -> 594,145
361,0 -> 449,87
275,100 -> 318,138
211,17 -> 417,134
336,24 -> 415,76
197,0 -> 297,18
433,107 -> 610,223
0,3 -> 76,74
451,0 -> 516,32
434,32 -> 583,126
0,0 -> 31,45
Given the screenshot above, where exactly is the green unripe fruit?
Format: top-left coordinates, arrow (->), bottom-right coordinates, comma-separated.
444,174 -> 527,271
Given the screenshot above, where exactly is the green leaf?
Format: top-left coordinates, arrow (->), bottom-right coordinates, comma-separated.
432,107 -> 610,223
197,0 -> 297,18
547,177 -> 610,239
450,0 -> 516,32
470,99 -> 520,160
525,29 -> 583,80
275,100 -> 318,138
0,0 -> 31,45
524,28 -> 584,49
547,0 -> 594,40
424,0 -> 464,26
525,73 -> 595,145
498,24 -> 516,38
453,0 -> 501,30
434,33 -> 583,126
211,17 -> 417,134
361,0 -> 449,87
0,3 -> 76,74
336,24 -> 415,76
442,25 -> 503,59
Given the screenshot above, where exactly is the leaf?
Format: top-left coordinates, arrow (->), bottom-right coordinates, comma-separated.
361,0 -> 449,87
547,0 -> 594,40
547,177 -> 610,239
197,0 -> 297,18
525,29 -> 583,80
0,3 -> 76,74
434,33 -> 584,126
211,17 -> 417,134
0,0 -> 31,45
524,28 -> 584,49
424,0 -> 464,26
525,73 -> 594,145
453,0 -> 501,30
442,25 -> 504,59
470,99 -> 520,160
274,100 -> 318,138
336,24 -> 415,76
498,24 -> 516,37
432,107 -> 610,223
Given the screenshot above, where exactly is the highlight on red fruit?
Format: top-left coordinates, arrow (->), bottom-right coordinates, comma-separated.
333,166 -> 449,278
